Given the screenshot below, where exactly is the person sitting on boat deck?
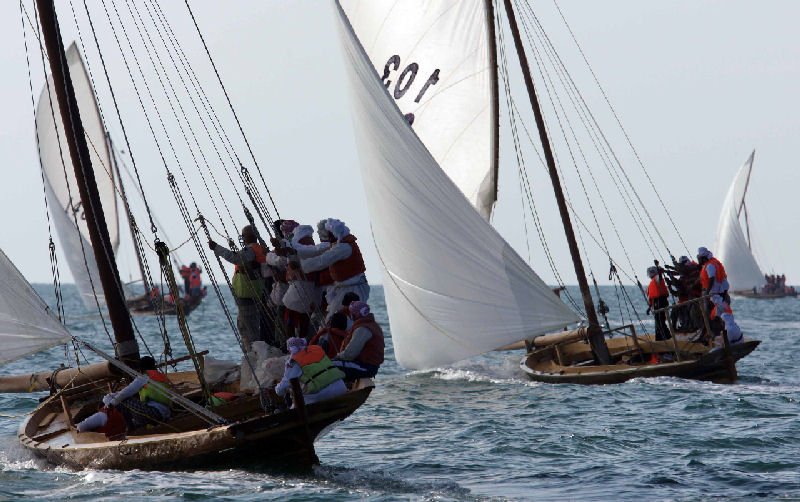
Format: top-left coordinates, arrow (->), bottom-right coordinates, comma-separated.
310,312 -> 349,359
332,301 -> 385,380
76,356 -> 171,434
647,266 -> 671,341
209,225 -> 266,352
187,262 -> 203,298
697,247 -> 730,305
274,337 -> 347,406
709,297 -> 743,347
298,219 -> 369,318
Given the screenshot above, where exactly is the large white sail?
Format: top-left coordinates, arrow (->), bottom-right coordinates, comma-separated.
0,249 -> 71,367
715,151 -> 763,291
338,0 -> 499,219
335,2 -> 579,370
35,43 -> 119,310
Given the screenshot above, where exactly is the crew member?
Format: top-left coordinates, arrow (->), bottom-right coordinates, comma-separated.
275,337 -> 347,406
709,297 -> 743,346
647,266 -> 670,341
283,225 -> 322,338
76,356 -> 171,434
179,265 -> 191,295
187,262 -> 203,298
299,219 -> 369,318
209,225 -> 266,352
310,312 -> 349,358
333,301 -> 384,380
697,247 -> 730,305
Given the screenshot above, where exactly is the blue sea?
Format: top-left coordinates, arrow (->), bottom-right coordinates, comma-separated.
1,284 -> 798,501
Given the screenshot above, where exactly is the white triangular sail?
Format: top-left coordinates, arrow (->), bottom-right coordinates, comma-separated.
335,2 -> 579,370
35,42 -> 119,309
0,249 -> 71,367
715,151 -> 763,291
338,0 -> 499,219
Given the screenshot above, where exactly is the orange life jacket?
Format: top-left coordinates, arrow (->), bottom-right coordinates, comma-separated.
341,314 -> 385,367
700,258 -> 727,290
328,235 -> 366,283
234,243 -> 267,278
96,406 -> 126,437
188,269 -> 201,288
710,302 -> 733,320
647,276 -> 669,300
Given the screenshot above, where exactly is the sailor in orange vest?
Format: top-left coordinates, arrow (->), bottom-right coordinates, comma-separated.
309,312 -> 349,359
697,247 -> 730,305
76,356 -> 171,434
709,297 -> 743,346
187,262 -> 203,298
179,265 -> 191,296
298,218 -> 370,318
275,337 -> 347,406
209,225 -> 266,352
332,301 -> 385,380
646,266 -> 671,341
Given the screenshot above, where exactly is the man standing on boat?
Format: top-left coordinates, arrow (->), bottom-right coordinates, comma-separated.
647,266 -> 670,340
697,247 -> 730,305
297,219 -> 370,318
209,225 -> 266,352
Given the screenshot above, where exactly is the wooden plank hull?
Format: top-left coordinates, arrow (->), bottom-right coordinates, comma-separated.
521,334 -> 760,385
18,379 -> 373,470
125,294 -> 205,316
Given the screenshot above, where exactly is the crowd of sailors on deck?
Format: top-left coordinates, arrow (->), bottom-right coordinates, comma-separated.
648,246 -> 743,348
76,217 -> 384,436
761,274 -> 795,295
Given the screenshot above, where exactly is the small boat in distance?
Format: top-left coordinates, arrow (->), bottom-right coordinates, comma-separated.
715,151 -> 796,299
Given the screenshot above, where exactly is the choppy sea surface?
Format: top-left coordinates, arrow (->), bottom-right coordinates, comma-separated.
1,284 -> 798,501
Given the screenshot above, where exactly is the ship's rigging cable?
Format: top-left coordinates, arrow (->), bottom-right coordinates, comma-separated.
552,0 -> 690,256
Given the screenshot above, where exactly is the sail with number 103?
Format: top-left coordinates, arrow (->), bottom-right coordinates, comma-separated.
334,0 -> 579,370
35,42 -> 120,310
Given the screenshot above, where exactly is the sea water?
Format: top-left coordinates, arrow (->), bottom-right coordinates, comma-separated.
1,284 -> 798,501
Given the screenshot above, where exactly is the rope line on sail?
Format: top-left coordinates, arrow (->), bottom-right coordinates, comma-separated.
552,0 -> 690,256
20,0 -> 65,323
183,0 -> 281,220
495,5 -> 585,316
521,2 -> 676,261
519,5 -> 665,265
26,1 -> 117,348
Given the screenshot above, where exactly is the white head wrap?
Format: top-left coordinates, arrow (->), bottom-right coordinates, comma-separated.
647,266 -> 658,278
317,219 -> 331,241
697,247 -> 713,259
292,225 -> 314,242
326,218 -> 351,241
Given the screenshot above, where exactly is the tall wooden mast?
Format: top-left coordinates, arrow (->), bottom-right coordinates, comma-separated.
36,0 -> 139,365
501,0 -> 611,364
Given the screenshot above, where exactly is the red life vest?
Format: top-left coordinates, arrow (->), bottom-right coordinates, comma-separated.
341,314 -> 385,367
328,235 -> 366,283
310,326 -> 348,358
188,269 -> 201,288
234,243 -> 267,278
149,286 -> 160,299
710,302 -> 733,320
647,276 -> 669,300
96,406 -> 126,437
700,258 -> 727,290
179,266 -> 190,279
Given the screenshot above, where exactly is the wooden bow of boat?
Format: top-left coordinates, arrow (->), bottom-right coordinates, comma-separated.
18,372 -> 373,470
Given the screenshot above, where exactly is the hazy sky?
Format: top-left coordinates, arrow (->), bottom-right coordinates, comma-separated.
0,1 -> 798,289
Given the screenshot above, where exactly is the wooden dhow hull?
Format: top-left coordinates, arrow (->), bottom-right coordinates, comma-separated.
125,294 -> 205,316
521,334 -> 760,385
18,376 -> 373,470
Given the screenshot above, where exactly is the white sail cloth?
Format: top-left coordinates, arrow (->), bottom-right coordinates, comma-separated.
0,249 -> 71,366
335,2 -> 579,370
36,42 -> 119,309
715,151 -> 763,291
338,0 -> 498,219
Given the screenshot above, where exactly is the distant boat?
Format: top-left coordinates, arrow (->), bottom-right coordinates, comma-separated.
35,42 -> 204,315
715,151 -> 796,299
334,0 -> 759,383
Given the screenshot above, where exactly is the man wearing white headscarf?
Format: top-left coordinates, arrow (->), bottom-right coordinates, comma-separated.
299,218 -> 370,318
274,337 -> 347,406
697,247 -> 730,305
282,225 -> 323,338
